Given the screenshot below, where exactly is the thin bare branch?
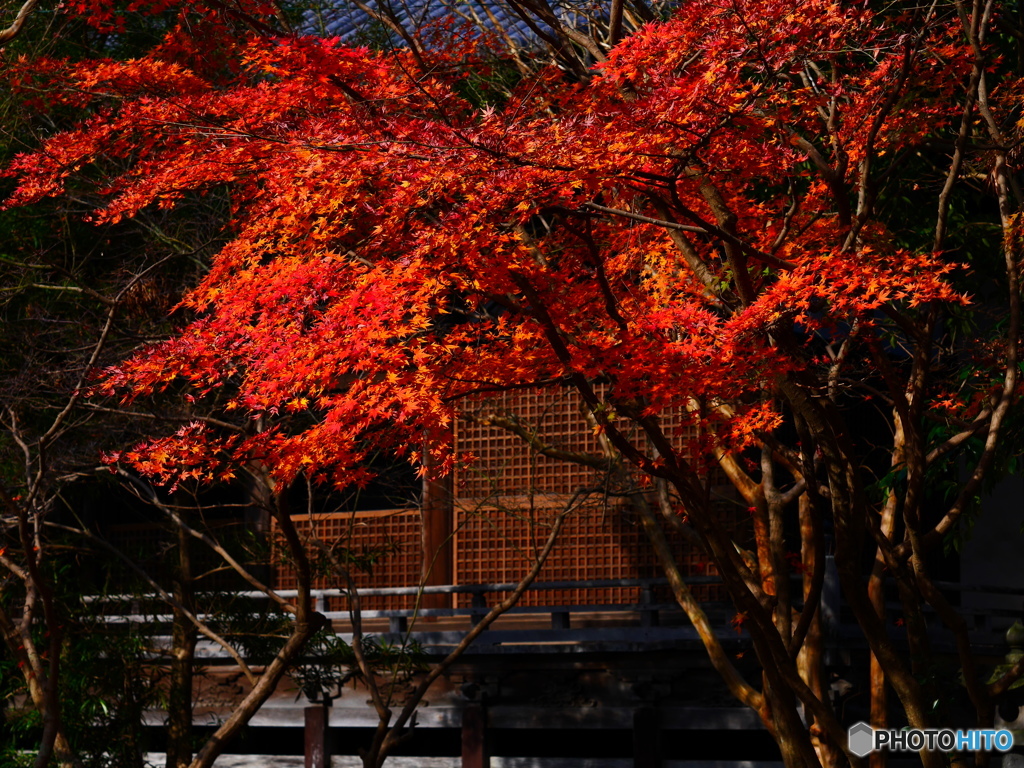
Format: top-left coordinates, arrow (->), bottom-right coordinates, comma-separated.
46,521 -> 259,686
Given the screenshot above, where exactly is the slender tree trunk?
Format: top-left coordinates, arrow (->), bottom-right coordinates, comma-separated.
167,522 -> 197,768
867,413 -> 903,768
187,492 -> 326,768
798,495 -> 839,768
19,625 -> 76,768
763,669 -> 822,768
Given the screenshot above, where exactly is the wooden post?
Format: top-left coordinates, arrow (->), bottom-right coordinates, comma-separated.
633,705 -> 661,768
421,428 -> 454,611
639,587 -> 659,628
305,704 -> 328,768
462,702 -> 489,768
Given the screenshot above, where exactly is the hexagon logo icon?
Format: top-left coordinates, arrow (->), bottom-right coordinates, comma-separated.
848,722 -> 875,757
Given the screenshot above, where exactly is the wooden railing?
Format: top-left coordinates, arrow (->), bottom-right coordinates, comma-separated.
83,568 -> 1024,657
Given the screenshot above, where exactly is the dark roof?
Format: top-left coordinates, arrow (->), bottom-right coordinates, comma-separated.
307,0 -> 611,49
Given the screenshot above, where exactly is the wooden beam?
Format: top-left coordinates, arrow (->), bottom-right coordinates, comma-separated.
633,706 -> 661,768
304,704 -> 328,768
422,428 -> 454,611
461,703 -> 489,768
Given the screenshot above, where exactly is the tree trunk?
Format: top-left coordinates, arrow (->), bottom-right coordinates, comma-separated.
167,521 -> 197,768
187,492 -> 325,768
798,495 -> 840,768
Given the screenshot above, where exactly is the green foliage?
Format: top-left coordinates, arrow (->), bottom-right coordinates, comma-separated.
291,627 -> 361,702
210,594 -> 294,666
57,619 -> 159,768
211,597 -> 428,705
350,17 -> 398,51
456,58 -> 525,110
0,584 -> 161,768
0,653 -> 39,768
290,629 -> 428,706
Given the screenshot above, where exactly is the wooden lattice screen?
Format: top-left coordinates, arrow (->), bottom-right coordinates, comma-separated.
272,509 -> 424,611
271,387 -> 741,608
453,387 -> 733,606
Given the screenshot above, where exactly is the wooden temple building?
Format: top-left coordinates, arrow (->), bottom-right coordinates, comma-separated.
98,388 -> 1024,767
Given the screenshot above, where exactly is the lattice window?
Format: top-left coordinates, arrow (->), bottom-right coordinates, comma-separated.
270,387 -> 744,608
455,501 -> 631,605
272,509 -> 423,610
451,498 -> 729,606
455,387 -> 706,499
455,388 -> 608,499
453,387 -> 740,604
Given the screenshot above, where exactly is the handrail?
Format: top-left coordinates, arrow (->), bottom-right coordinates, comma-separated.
81,576 -> 721,604
77,574 -> 1024,656
81,575 -> 1024,605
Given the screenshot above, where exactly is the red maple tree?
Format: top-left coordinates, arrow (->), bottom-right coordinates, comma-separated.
5,0 -> 1023,767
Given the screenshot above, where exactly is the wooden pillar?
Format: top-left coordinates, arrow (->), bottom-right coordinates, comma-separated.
461,702 -> 489,768
305,704 -> 328,768
421,427 -> 454,610
633,706 -> 661,768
